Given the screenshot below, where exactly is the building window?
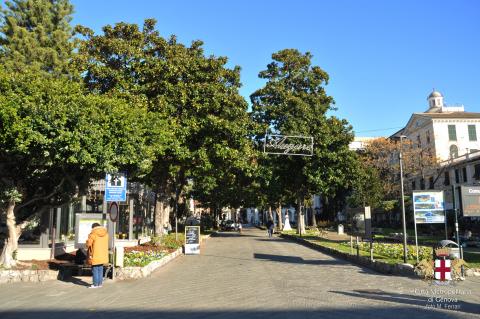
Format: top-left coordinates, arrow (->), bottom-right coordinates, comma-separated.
444,171 -> 450,186
455,169 -> 460,184
411,180 -> 416,190
468,125 -> 477,141
420,178 -> 425,190
474,164 -> 480,180
448,125 -> 457,141
429,177 -> 434,189
426,131 -> 431,144
450,145 -> 458,158
417,135 -> 421,148
462,167 -> 468,182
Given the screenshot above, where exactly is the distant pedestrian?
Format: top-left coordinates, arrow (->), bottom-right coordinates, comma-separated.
266,219 -> 274,238
238,222 -> 242,234
86,223 -> 109,289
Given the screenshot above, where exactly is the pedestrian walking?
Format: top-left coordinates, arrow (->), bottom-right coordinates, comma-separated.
266,219 -> 274,238
238,222 -> 242,234
86,223 -> 109,288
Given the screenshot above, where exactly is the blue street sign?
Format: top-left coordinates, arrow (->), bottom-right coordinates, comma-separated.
105,173 -> 127,202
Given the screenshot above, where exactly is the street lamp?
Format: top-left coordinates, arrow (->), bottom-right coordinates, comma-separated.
399,135 -> 408,263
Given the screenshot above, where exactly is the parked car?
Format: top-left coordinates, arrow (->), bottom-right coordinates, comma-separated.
221,220 -> 236,231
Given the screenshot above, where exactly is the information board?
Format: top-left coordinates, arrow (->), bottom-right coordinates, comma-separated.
105,173 -> 127,202
185,226 -> 200,255
74,213 -> 107,249
412,191 -> 445,224
460,186 -> 480,217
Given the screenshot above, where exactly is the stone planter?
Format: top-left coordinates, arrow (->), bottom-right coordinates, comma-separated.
0,269 -> 58,284
115,247 -> 183,280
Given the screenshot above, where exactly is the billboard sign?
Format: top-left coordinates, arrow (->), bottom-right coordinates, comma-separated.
460,186 -> 480,217
413,191 -> 445,224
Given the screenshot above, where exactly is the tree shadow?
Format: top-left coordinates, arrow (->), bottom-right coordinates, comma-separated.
0,307 -> 471,319
211,232 -> 258,238
253,253 -> 349,266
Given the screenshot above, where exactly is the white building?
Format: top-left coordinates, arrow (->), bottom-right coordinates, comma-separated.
391,90 -> 480,162
391,90 -> 480,209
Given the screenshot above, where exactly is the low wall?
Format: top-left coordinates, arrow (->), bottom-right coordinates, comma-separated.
281,234 -> 416,277
115,247 -> 182,280
0,269 -> 58,284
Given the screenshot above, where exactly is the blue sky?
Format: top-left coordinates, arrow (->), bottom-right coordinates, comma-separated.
71,0 -> 480,137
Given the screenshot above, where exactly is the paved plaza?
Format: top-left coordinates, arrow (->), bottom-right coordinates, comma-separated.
0,228 -> 479,319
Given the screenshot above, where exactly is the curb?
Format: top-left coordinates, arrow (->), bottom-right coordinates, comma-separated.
280,233 -> 418,278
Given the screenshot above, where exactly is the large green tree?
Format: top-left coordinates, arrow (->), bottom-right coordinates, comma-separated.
251,49 -> 357,234
0,69 -> 150,267
75,20 -> 255,232
0,0 -> 74,76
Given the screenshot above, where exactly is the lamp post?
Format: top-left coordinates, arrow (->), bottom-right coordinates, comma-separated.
399,135 -> 408,263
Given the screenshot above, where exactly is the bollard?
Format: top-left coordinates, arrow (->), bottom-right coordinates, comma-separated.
370,240 -> 374,261
350,235 -> 353,255
356,236 -> 359,257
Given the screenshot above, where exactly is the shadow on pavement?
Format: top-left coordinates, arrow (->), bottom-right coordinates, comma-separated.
254,253 -> 349,265
211,232 -> 258,238
330,290 -> 480,317
0,307 -> 474,319
57,276 -> 91,287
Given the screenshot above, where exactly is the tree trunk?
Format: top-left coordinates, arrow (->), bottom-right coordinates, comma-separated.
268,206 -> 273,221
311,197 -> 317,228
0,200 -> 18,268
297,196 -> 306,235
154,196 -> 164,236
276,203 -> 283,230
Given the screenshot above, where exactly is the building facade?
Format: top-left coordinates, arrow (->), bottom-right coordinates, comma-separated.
392,90 -> 480,211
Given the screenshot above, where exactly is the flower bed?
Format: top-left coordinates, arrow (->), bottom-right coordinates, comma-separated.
123,233 -> 185,267
341,241 -> 433,261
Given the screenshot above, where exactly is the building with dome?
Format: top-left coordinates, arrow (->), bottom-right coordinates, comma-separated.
391,90 -> 480,209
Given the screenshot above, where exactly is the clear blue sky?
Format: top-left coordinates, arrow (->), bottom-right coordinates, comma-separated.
71,0 -> 480,137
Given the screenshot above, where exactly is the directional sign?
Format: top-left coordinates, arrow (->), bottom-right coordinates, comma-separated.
105,173 -> 127,202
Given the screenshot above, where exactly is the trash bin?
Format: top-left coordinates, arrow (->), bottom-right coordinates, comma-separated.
338,224 -> 344,235
438,240 -> 460,259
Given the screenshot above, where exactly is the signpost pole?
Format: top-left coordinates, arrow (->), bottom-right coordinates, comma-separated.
399,136 -> 408,264
444,210 -> 448,240
413,214 -> 419,264
452,185 -> 462,259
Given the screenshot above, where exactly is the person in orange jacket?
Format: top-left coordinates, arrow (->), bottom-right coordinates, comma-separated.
86,223 -> 109,288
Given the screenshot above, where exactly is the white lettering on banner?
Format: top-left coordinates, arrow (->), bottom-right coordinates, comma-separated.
264,134 -> 314,156
468,189 -> 480,194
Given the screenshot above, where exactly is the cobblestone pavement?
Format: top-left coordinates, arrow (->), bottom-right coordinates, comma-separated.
0,227 -> 479,319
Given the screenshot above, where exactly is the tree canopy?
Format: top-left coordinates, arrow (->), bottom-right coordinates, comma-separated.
251,49 -> 357,233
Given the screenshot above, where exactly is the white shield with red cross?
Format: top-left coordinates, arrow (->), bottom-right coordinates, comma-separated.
434,259 -> 451,281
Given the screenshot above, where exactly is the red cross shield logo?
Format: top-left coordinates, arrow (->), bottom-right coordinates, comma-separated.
434,259 -> 451,281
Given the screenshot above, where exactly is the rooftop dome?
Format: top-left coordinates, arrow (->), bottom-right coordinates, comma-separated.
428,90 -> 443,99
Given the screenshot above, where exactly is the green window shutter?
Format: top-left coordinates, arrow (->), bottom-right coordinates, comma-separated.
448,125 -> 457,141
468,125 -> 477,141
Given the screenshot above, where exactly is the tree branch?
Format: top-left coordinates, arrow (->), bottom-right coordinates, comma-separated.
14,178 -> 66,211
